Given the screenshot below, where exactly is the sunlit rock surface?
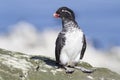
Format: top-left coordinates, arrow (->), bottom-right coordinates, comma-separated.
0,48 -> 120,80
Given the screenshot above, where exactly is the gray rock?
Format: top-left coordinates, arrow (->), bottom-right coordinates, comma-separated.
0,48 -> 120,80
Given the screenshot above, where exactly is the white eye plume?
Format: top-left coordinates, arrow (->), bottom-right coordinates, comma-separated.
62,9 -> 71,15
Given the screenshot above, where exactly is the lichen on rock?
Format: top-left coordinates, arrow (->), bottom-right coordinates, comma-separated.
0,48 -> 120,80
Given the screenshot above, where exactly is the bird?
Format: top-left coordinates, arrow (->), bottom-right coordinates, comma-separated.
53,7 -> 93,73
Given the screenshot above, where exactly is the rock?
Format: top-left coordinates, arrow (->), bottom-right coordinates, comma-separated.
0,48 -> 120,80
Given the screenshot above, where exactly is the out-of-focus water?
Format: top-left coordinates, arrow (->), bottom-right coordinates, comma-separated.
0,0 -> 120,48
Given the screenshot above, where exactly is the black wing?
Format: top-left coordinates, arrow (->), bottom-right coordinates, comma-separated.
55,32 -> 66,64
80,34 -> 87,59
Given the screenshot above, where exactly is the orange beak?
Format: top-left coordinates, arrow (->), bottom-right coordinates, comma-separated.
53,13 -> 60,18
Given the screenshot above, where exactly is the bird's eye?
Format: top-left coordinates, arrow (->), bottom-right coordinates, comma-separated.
62,10 -> 65,12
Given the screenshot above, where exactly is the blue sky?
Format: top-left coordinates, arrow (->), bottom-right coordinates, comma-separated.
0,0 -> 120,48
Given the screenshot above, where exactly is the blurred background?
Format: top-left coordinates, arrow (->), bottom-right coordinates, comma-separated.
0,0 -> 120,74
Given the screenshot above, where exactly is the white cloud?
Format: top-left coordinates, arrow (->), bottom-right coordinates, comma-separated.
0,21 -> 120,74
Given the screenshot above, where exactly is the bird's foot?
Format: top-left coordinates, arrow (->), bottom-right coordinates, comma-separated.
74,66 -> 96,73
55,63 -> 63,69
64,66 -> 75,74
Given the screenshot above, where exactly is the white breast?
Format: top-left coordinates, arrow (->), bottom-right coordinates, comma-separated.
60,28 -> 83,65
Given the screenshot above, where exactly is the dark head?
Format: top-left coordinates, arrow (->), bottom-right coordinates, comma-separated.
53,7 -> 75,20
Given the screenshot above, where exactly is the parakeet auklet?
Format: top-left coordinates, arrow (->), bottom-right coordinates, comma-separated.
53,7 -> 93,73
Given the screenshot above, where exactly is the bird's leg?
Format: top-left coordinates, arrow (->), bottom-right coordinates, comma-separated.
74,66 -> 96,73
64,66 -> 75,74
